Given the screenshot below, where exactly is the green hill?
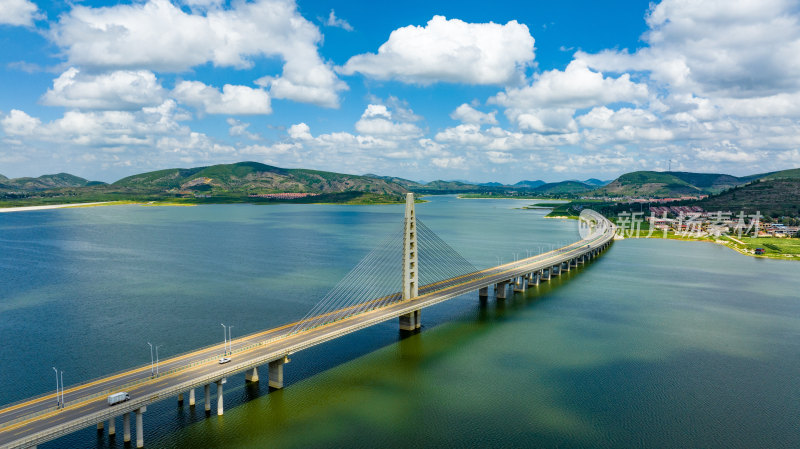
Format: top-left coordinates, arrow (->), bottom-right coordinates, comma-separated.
532,180 -> 594,195
592,170 -> 761,198
695,178 -> 800,219
112,162 -> 408,197
514,180 -> 546,188
759,168 -> 800,181
0,172 -> 93,193
2,162 -> 408,206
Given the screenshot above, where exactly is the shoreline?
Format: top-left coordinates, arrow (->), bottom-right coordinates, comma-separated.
0,202 -> 115,213
618,235 -> 798,261
544,212 -> 798,261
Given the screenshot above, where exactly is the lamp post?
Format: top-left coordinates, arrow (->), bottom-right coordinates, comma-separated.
155,345 -> 162,377
52,367 -> 59,408
221,323 -> 227,356
228,326 -> 234,355
60,370 -> 64,407
147,342 -> 154,377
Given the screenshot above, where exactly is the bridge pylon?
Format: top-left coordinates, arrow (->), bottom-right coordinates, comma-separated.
399,192 -> 421,331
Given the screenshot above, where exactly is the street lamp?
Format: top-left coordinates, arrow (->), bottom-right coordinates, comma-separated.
147,342 -> 154,377
60,370 -> 64,407
155,345 -> 162,377
52,367 -> 59,408
228,326 -> 234,355
221,323 -> 227,356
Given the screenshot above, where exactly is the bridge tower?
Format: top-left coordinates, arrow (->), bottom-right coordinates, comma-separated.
399,193 -> 421,330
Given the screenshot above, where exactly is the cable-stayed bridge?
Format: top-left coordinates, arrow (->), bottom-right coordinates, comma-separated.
0,194 -> 615,449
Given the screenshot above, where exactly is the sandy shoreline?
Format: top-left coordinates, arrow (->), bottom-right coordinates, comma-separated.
0,202 -> 113,213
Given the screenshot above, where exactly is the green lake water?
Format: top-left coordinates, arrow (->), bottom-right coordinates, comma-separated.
1,196 -> 798,448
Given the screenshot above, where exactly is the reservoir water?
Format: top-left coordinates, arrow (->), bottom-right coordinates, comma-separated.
1,196 -> 798,448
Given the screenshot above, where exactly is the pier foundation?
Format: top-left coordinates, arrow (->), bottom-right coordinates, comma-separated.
189,388 -> 195,407
399,310 -> 421,330
204,384 -> 211,412
245,367 -> 259,383
513,277 -> 526,292
269,357 -> 289,389
123,412 -> 130,443
135,407 -> 145,448
496,281 -> 509,299
216,379 -> 225,416
108,417 -> 115,436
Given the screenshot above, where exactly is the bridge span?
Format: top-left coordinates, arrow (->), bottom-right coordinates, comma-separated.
0,195 -> 615,449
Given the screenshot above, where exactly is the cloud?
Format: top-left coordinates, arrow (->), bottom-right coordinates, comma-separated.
42,68 -> 166,110
577,0 -> 800,98
696,147 -> 759,163
51,0 -> 346,107
287,123 -> 312,140
492,60 -> 649,111
0,0 -> 40,26
450,104 -> 497,125
227,118 -> 261,140
339,15 -> 534,85
2,110 -> 42,136
354,104 -> 422,137
173,81 -> 271,115
325,9 -> 353,31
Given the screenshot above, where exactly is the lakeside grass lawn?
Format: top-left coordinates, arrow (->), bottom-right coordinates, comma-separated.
737,236 -> 800,257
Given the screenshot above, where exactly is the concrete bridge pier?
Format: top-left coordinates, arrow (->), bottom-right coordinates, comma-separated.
478,286 -> 489,298
135,406 -> 145,448
123,412 -> 131,443
496,281 -> 509,299
571,258 -> 578,268
552,265 -> 560,277
178,393 -> 184,406
399,310 -> 421,331
530,272 -> 539,286
189,388 -> 195,406
204,384 -> 211,413
216,379 -> 225,416
97,422 -> 103,432
541,268 -> 550,281
108,417 -> 115,436
245,367 -> 259,383
513,277 -> 526,292
563,261 -> 570,272
269,356 -> 289,389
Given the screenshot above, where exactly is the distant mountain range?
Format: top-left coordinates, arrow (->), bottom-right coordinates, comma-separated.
590,170 -> 797,198
0,162 -> 406,205
0,172 -> 104,192
2,164 -> 799,211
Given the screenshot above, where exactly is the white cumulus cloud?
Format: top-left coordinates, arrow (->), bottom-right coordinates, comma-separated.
42,68 -> 166,110
0,0 -> 40,26
51,0 -> 346,107
173,81 -> 271,115
450,104 -> 497,125
339,15 -> 535,85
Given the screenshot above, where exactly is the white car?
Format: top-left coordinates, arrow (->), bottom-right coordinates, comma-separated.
218,357 -> 231,364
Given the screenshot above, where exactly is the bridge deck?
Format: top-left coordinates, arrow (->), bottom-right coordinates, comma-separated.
0,217 -> 614,448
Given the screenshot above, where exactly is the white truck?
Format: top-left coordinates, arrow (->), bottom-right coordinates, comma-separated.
107,392 -> 130,406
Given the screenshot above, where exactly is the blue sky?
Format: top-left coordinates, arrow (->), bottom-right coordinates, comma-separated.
1,0 -> 799,183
